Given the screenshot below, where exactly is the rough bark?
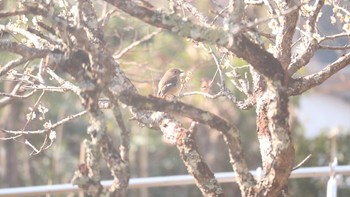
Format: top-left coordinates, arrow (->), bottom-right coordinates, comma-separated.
0,0 -> 349,196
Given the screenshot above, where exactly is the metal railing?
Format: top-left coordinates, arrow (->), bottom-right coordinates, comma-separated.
1,165 -> 350,196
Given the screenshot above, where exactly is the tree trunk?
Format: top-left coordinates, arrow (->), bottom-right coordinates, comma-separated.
2,82 -> 23,187
251,84 -> 295,196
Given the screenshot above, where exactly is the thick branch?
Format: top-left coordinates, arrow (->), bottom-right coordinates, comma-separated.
288,53 -> 350,96
104,0 -> 285,82
288,38 -> 319,75
110,103 -> 130,195
176,122 -> 224,196
306,0 -> 325,33
0,9 -> 29,18
117,90 -> 256,189
119,91 -> 231,132
0,41 -> 49,76
288,0 -> 324,76
274,1 -> 299,69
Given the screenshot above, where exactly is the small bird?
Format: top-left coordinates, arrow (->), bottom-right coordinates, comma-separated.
157,68 -> 184,99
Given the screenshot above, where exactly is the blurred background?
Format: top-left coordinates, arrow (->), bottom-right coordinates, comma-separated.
0,0 -> 350,196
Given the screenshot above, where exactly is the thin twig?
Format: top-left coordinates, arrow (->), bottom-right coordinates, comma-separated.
99,9 -> 118,28
25,139 -> 40,154
333,4 -> 350,16
0,58 -> 29,77
47,68 -> 81,94
21,85 -> 67,92
1,110 -> 87,135
31,133 -> 49,155
210,6 -> 229,26
0,24 -> 43,48
320,32 -> 350,42
180,91 -> 222,99
0,81 -> 36,108
175,0 -> 208,25
319,44 -> 350,50
208,48 -> 225,88
0,82 -> 22,107
0,90 -> 36,98
22,90 -> 46,131
293,154 -> 312,171
113,29 -> 161,59
233,4 -> 302,34
0,134 -> 22,140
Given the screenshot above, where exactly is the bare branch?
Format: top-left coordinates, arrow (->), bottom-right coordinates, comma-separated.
108,100 -> 130,195
112,103 -> 130,163
306,0 -> 325,33
0,110 -> 87,135
0,89 -> 36,98
100,131 -> 129,196
288,38 -> 319,75
319,44 -> 350,50
210,6 -> 229,26
0,9 -> 29,18
176,122 -> 224,196
288,53 -> 350,96
24,139 -> 40,154
228,0 -> 244,25
99,9 -> 118,28
209,48 -> 225,89
104,0 -> 285,82
0,58 -> 29,76
287,0 -> 325,76
3,1 -> 340,195
180,91 -> 222,99
0,41 -> 49,76
244,5 -> 300,32
0,82 -> 23,107
263,0 -> 279,17
21,85 -> 68,92
0,134 -> 22,140
320,32 -> 350,42
30,133 -> 48,155
224,64 -> 251,95
0,24 -> 46,48
274,0 -> 299,68
333,3 -> 350,16
117,90 -> 255,189
244,0 -> 263,5
47,68 -> 81,94
293,154 -> 312,171
0,40 -> 48,57
120,91 -> 231,131
113,29 -> 161,59
22,90 -> 46,131
222,90 -> 256,110
174,0 -> 208,25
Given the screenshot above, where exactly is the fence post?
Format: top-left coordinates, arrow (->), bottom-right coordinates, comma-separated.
327,159 -> 338,197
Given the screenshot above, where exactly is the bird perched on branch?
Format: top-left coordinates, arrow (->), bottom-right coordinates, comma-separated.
157,68 -> 184,99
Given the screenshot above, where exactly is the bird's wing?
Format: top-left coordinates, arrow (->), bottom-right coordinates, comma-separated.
158,76 -> 178,96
